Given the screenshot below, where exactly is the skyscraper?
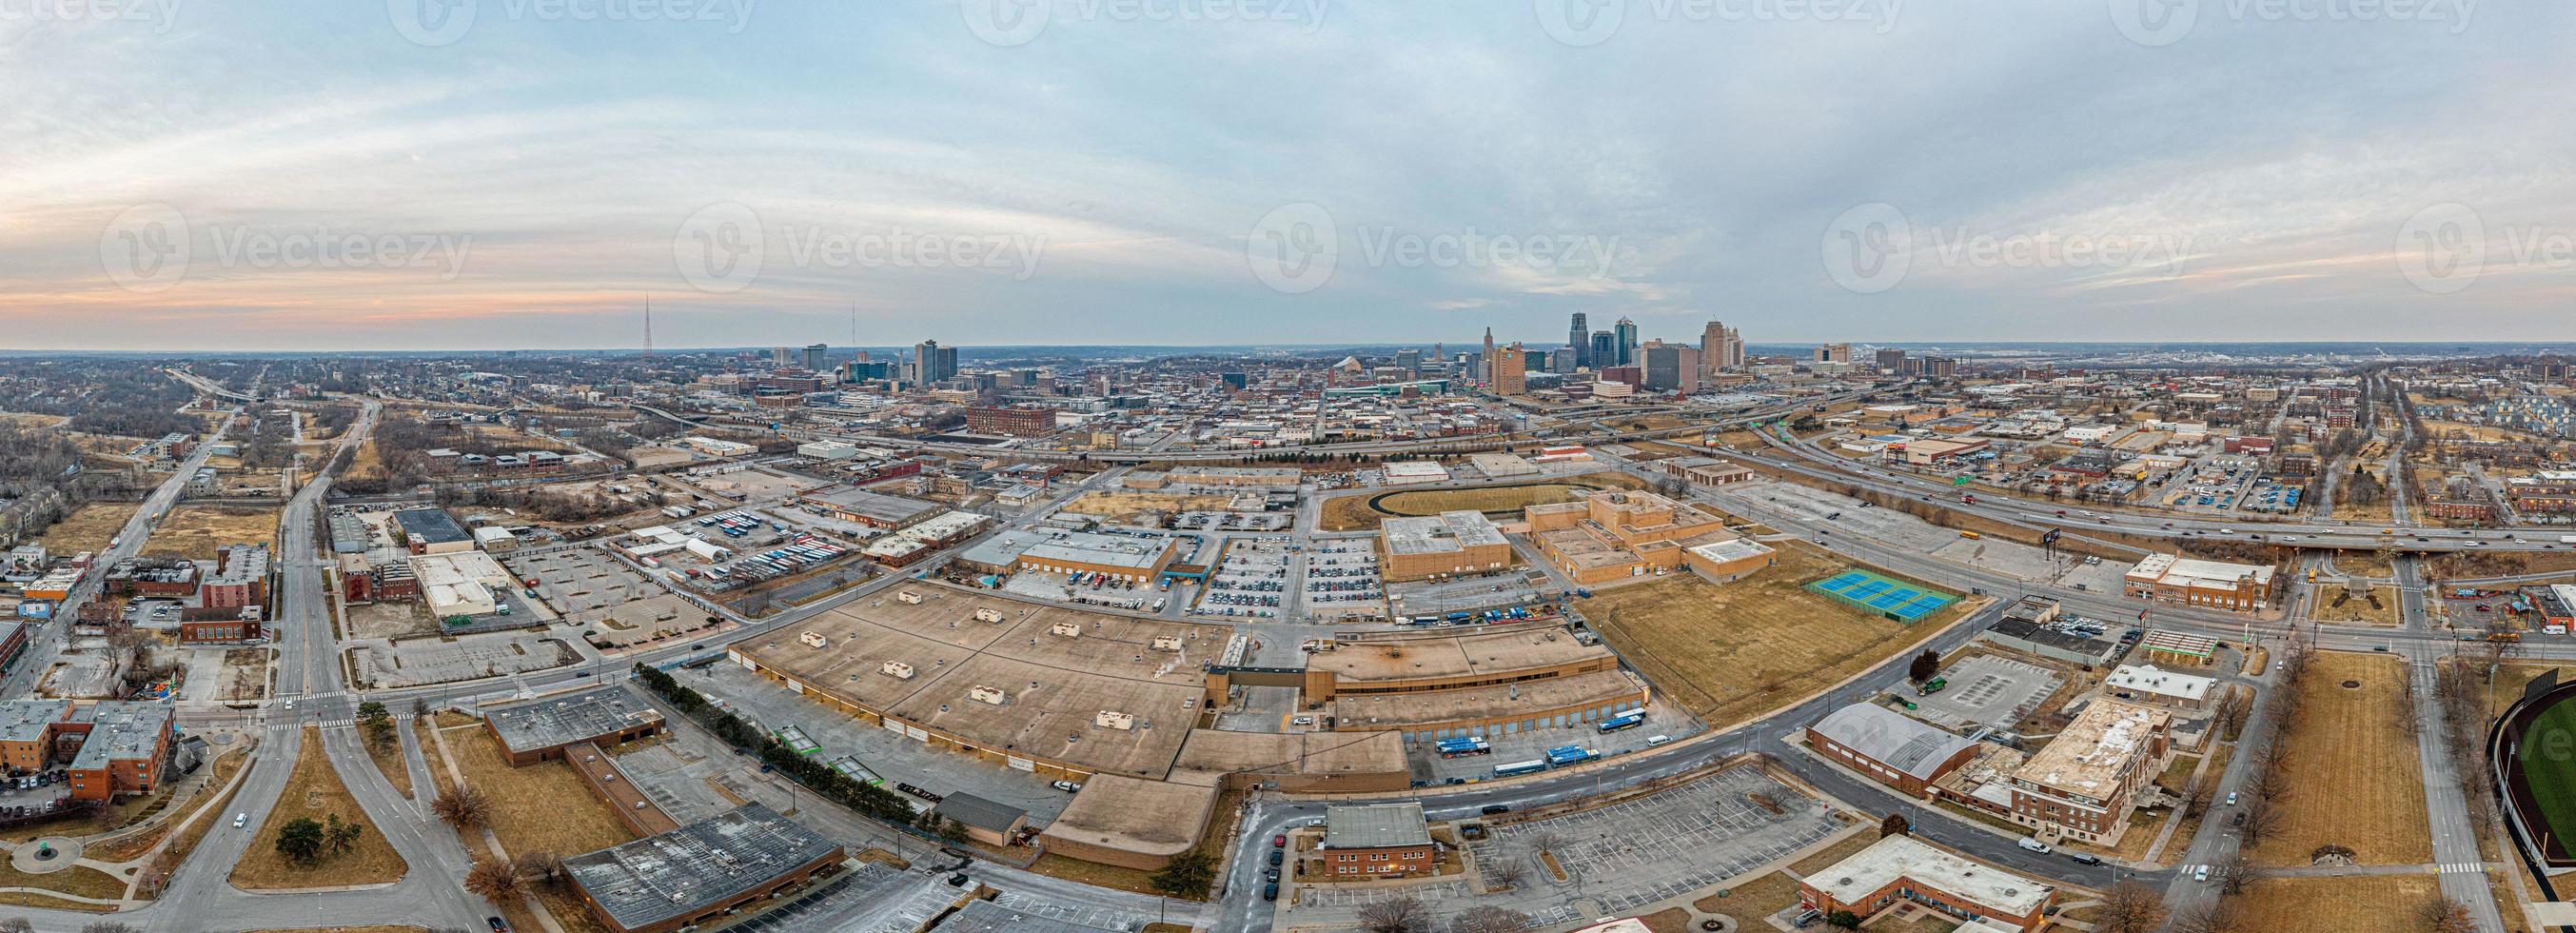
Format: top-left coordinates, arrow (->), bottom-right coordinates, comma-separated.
1568,312 -> 1589,368
1589,330 -> 1618,367
914,339 -> 958,384
771,346 -> 794,366
802,343 -> 828,371
1875,347 -> 1908,372
1700,321 -> 1734,382
1395,348 -> 1422,372
1643,342 -> 1700,393
1482,328 -> 1497,386
1494,343 -> 1528,395
1613,318 -> 1639,366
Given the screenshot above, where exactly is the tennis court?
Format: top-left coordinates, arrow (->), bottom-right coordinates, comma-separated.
1806,568 -> 1957,622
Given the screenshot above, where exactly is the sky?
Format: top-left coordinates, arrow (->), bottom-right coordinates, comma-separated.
2,0 -> 2571,351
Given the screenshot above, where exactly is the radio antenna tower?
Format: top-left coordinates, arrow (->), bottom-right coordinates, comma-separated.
642,295 -> 654,358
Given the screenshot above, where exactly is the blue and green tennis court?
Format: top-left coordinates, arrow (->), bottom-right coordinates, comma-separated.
1806,569 -> 1957,622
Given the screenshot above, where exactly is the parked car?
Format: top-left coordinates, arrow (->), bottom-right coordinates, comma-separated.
2068,854 -> 2104,866
1051,781 -> 1082,793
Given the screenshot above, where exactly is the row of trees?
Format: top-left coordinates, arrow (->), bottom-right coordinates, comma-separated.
1347,896 -> 1532,933
629,664 -> 922,826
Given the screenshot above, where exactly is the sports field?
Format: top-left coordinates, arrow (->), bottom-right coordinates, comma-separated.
1315,472 -> 1647,530
2516,695 -> 2576,857
1805,568 -> 1956,622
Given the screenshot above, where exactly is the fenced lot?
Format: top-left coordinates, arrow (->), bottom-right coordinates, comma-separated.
1465,764 -> 1846,924
1583,542 -> 1976,728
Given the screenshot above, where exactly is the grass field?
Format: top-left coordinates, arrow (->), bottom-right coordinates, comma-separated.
1316,472 -> 1647,530
1583,542 -> 1977,729
2514,692 -> 2576,859
1062,491 -> 1242,518
444,727 -> 638,859
2249,652 -> 2432,866
141,505 -> 281,561
363,730 -> 414,800
34,502 -> 140,554
2232,875 -> 2440,933
230,727 -> 409,890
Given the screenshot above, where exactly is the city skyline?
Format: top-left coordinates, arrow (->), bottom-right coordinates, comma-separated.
5,5 -> 2573,350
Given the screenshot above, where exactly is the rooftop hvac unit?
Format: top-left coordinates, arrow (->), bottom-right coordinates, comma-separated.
797,631 -> 828,648
896,591 -> 923,605
1094,709 -> 1134,731
1049,622 -> 1084,638
881,661 -> 915,679
973,606 -> 1005,623
970,685 -> 1010,705
1150,635 -> 1183,652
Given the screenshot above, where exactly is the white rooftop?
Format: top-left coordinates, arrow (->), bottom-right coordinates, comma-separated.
2104,665 -> 2214,703
1808,835 -> 2053,918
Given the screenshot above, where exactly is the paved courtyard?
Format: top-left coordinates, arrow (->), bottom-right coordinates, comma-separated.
1910,655 -> 2061,730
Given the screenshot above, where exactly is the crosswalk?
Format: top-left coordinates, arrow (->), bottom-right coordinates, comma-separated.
2437,862 -> 2487,874
266,711 -> 418,732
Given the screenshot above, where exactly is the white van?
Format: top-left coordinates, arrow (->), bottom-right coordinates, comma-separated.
2016,837 -> 2051,854
1644,734 -> 1673,747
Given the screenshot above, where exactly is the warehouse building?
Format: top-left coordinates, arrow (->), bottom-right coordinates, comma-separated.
392,507 -> 476,555
562,804 -> 844,933
1808,702 -> 1981,798
482,685 -> 667,766
797,486 -> 944,529
1378,511 -> 1514,582
1299,626 -> 1620,701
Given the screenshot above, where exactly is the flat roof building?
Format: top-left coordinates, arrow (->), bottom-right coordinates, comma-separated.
2123,553 -> 2276,611
2103,665 -> 2215,710
561,804 -> 844,933
1320,802 -> 1436,877
64,701 -> 176,802
392,507 -> 475,555
482,685 -> 667,766
1378,510 -> 1514,582
1799,834 -> 2055,931
2006,699 -> 2171,845
797,486 -> 944,529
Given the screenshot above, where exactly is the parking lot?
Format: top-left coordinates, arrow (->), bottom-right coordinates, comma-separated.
1301,541 -> 1385,619
1174,510 -> 1292,532
354,631 -> 584,687
1385,571 -> 1546,617
508,547 -> 657,614
1907,654 -> 2063,730
1459,764 -> 1847,926
1001,568 -> 1153,612
1411,710 -> 1697,784
1193,538 -> 1289,619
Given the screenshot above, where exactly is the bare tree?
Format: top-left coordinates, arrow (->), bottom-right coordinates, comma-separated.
2092,882 -> 2170,933
463,857 -> 525,904
2171,902 -> 2245,933
1445,905 -> 1534,933
2239,795 -> 2286,848
0,919 -> 32,933
432,785 -> 493,828
1486,858 -> 1528,891
1357,894 -> 1430,933
2416,896 -> 2476,933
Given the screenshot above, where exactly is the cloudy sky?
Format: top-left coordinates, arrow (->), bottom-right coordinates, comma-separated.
2,0 -> 2569,351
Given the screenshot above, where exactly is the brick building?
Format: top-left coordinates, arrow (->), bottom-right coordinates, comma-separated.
1319,802 -> 1436,878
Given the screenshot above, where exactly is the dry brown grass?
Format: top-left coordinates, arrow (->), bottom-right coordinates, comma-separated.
141,505 -> 281,561
33,502 -> 141,554
1585,542 -> 1976,729
242,927 -> 427,932
2312,585 -> 2403,625
0,891 -> 115,913
2249,652 -> 2432,866
1317,472 -> 1647,530
0,861 -> 129,902
2232,875 -> 2440,933
444,729 -> 638,859
1062,491 -> 1242,518
229,727 -> 409,890
363,729 -> 413,800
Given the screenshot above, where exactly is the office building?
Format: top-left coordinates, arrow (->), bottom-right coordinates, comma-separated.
1642,342 -> 1700,393
1320,803 -> 1436,877
801,343 -> 828,371
2121,553 -> 2277,611
966,405 -> 1057,437
1568,312 -> 1590,367
1700,320 -> 1743,378
1378,511 -> 1513,582
1393,349 -> 1421,373
1494,342 -> 1528,395
563,804 -> 844,933
1876,347 -> 1908,371
914,339 -> 959,385
1589,330 -> 1618,367
1613,317 -> 1638,366
1816,343 -> 1853,364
